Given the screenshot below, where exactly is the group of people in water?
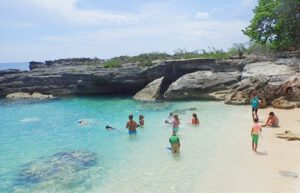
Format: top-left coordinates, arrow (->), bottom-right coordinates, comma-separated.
250,93 -> 280,152
125,112 -> 199,153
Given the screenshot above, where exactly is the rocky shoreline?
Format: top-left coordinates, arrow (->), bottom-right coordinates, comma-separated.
0,55 -> 299,108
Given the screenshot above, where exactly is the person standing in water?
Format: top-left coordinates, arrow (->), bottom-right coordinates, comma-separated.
138,115 -> 144,128
172,114 -> 180,134
251,118 -> 262,152
169,133 -> 180,153
126,114 -> 138,135
191,113 -> 199,125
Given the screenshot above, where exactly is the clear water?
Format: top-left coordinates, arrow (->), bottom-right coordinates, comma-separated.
0,62 -> 29,70
0,97 -> 250,193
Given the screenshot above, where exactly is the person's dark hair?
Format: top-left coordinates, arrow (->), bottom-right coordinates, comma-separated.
254,118 -> 259,123
192,113 -> 199,123
129,114 -> 133,120
169,112 -> 173,116
269,112 -> 274,116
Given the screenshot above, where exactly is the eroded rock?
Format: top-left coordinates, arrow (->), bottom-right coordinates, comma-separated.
272,97 -> 295,109
6,92 -> 54,100
133,77 -> 164,101
164,71 -> 241,99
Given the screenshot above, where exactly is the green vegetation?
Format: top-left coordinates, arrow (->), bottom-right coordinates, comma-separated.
173,48 -> 231,60
102,49 -> 235,68
243,0 -> 300,50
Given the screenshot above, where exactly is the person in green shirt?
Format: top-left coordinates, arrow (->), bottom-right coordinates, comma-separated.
169,133 -> 180,153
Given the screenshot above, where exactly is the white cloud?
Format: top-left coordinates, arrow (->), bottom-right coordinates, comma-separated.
25,0 -> 139,25
195,12 -> 210,20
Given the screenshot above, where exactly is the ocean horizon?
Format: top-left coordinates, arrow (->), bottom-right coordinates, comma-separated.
0,62 -> 29,71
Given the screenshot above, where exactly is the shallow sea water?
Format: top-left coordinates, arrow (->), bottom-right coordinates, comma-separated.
0,97 -> 252,193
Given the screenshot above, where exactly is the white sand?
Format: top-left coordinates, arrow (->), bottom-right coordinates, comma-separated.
196,107 -> 300,193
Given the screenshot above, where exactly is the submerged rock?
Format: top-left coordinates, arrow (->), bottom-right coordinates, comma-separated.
14,151 -> 98,190
133,77 -> 164,101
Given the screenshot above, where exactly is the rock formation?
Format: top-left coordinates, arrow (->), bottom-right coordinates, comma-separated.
271,97 -> 295,109
164,71 -> 241,99
6,92 -> 54,100
133,77 -> 164,101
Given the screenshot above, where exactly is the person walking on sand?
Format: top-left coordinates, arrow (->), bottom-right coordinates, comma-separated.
262,112 -> 279,127
191,113 -> 199,125
169,133 -> 180,153
126,114 -> 138,136
250,93 -> 260,120
251,118 -> 262,152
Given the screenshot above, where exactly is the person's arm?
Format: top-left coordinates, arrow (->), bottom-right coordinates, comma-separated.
126,122 -> 129,129
251,127 -> 253,135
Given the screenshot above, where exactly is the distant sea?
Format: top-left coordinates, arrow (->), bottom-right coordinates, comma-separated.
0,62 -> 29,71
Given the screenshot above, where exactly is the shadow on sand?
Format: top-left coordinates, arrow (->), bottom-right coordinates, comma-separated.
255,150 -> 268,156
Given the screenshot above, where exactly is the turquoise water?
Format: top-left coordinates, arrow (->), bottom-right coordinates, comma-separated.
0,97 -> 250,193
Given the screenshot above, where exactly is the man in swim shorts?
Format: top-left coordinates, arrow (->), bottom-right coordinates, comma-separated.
251,118 -> 262,152
262,112 -> 279,127
126,114 -> 138,135
169,133 -> 180,153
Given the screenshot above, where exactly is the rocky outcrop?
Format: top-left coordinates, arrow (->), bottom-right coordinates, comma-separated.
133,77 -> 164,101
6,92 -> 54,100
272,97 -> 295,109
0,58 -> 247,97
1,56 -> 300,103
242,61 -> 298,83
164,71 -> 241,99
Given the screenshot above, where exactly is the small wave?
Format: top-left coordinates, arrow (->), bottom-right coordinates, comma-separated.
21,117 -> 39,123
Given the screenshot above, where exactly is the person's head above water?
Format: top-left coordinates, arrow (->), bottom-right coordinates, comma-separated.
192,113 -> 198,119
269,112 -> 275,116
139,115 -> 144,120
254,118 -> 259,123
169,112 -> 173,117
129,114 -> 133,120
173,114 -> 179,121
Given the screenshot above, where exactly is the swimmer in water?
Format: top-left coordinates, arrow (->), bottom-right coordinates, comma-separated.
139,115 -> 144,128
105,125 -> 116,130
126,114 -> 138,135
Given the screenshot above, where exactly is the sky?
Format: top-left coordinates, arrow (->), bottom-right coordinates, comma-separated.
0,0 -> 257,62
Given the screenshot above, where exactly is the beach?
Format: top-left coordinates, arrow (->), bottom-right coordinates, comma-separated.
1,99 -> 300,193
194,107 -> 300,193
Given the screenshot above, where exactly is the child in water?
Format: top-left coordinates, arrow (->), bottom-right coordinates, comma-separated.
139,115 -> 144,128
251,118 -> 262,152
172,114 -> 180,134
191,113 -> 199,125
169,133 -> 180,153
126,114 -> 138,135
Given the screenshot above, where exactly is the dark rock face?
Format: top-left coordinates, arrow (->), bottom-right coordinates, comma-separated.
0,58 -> 246,97
13,151 -> 99,191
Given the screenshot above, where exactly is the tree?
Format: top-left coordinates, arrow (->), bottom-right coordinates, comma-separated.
243,0 -> 300,50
